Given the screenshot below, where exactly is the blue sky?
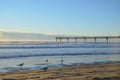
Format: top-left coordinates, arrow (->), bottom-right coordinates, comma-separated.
0,0 -> 120,35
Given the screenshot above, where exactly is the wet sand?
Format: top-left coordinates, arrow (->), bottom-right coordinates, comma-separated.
0,62 -> 120,80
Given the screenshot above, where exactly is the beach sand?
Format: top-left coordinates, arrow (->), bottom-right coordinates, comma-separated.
0,62 -> 120,80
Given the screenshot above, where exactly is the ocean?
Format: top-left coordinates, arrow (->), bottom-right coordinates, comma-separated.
0,42 -> 120,72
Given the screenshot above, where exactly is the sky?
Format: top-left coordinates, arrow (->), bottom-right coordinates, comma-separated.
0,0 -> 120,36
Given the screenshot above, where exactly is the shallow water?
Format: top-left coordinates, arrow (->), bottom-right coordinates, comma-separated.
0,42 -> 120,72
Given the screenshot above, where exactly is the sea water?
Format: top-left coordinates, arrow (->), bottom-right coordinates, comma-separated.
0,42 -> 120,72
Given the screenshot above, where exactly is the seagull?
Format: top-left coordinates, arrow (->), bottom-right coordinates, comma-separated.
61,59 -> 63,64
17,63 -> 24,70
46,59 -> 48,63
42,66 -> 48,70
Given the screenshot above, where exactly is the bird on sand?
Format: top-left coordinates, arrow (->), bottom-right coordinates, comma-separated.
61,59 -> 63,64
42,66 -> 48,70
46,59 -> 48,63
17,63 -> 24,70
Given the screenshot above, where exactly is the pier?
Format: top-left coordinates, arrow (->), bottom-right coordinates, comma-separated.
56,36 -> 120,43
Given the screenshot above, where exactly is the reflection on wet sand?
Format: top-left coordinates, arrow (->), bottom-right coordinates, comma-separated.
0,62 -> 120,80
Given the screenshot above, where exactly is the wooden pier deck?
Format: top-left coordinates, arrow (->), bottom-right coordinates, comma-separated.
56,36 -> 120,43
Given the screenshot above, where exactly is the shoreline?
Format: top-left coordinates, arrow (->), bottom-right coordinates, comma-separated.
0,61 -> 120,80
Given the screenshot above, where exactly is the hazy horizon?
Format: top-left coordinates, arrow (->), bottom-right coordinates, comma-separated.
0,30 -> 119,42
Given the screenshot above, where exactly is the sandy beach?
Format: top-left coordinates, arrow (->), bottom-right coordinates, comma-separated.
0,62 -> 120,80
